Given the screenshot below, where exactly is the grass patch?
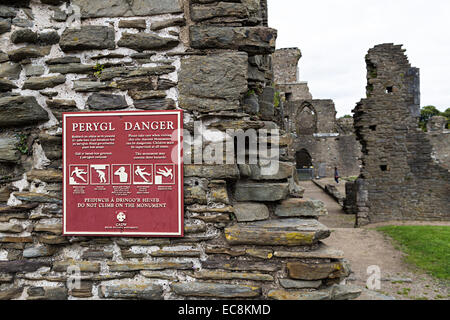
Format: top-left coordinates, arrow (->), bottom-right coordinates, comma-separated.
377,226 -> 450,281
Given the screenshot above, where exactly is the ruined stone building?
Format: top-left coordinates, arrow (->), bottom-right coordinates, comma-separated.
0,0 -> 359,300
273,48 -> 361,178
351,44 -> 450,226
426,116 -> 450,170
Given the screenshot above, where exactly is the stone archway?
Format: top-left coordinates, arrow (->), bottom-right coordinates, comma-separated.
296,102 -> 318,135
296,148 -> 312,169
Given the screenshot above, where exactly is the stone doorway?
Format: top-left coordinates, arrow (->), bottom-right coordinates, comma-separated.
296,148 -> 312,168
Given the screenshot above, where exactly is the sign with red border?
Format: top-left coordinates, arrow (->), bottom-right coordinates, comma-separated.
63,110 -> 183,237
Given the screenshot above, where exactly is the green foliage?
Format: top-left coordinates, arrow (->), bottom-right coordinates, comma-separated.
342,115 -> 352,119
377,226 -> 450,281
15,134 -> 29,155
274,91 -> 281,108
419,105 -> 442,132
93,63 -> 105,79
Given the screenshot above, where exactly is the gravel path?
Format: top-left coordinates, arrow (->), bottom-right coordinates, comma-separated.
300,181 -> 449,300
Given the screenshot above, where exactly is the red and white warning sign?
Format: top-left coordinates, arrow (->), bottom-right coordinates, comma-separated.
63,110 -> 183,237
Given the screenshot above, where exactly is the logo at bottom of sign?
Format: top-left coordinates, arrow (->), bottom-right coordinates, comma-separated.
104,210 -> 139,232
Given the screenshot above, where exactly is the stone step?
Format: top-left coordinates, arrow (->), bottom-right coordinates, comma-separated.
275,198 -> 328,218
225,218 -> 331,246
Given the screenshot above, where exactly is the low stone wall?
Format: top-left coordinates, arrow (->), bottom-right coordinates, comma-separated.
0,0 -> 359,300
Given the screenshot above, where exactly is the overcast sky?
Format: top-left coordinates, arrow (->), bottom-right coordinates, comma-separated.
268,0 -> 450,117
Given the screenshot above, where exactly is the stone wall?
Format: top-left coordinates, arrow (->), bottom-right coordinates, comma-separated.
0,1 -> 358,300
352,44 -> 450,226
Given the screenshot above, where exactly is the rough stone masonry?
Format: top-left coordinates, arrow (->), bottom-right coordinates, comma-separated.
352,44 -> 450,226
0,0 -> 360,300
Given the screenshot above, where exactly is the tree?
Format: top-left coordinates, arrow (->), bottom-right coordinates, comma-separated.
419,105 -> 441,132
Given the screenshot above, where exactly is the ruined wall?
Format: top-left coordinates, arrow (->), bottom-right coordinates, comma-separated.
283,98 -> 360,178
426,116 -> 450,170
273,48 -> 361,178
0,0 -> 358,300
353,44 -> 450,226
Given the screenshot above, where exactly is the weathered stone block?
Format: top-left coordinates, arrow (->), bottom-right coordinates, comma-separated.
0,62 -> 22,79
133,98 -> 175,110
0,260 -> 51,273
48,63 -> 95,74
172,282 -> 261,298
108,261 -> 193,272
73,80 -> 112,92
234,182 -> 289,202
46,99 -> 78,121
46,56 -> 81,65
287,261 -> 349,281
22,75 -> 66,90
118,32 -> 178,51
245,161 -> 295,181
27,287 -> 68,300
53,260 -> 101,273
8,46 -> 50,62
0,19 -> 11,35
10,28 -> 38,44
0,287 -> 23,300
99,283 -> 163,300
179,52 -> 248,112
34,222 -> 62,235
150,18 -> 185,31
194,270 -> 273,282
14,192 -> 62,204
0,134 -> 20,163
0,223 -> 23,233
87,93 -> 128,110
23,245 -> 55,258
191,2 -> 248,22
27,169 -> 63,183
72,0 -> 183,18
275,198 -> 328,218
267,289 -> 330,301
279,279 -> 322,289
225,219 -> 330,246
0,78 -> 17,91
190,26 -> 277,54
0,96 -> 49,127
118,19 -> 146,29
233,202 -> 269,222
184,164 -> 240,179
59,26 -> 115,51
24,65 -> 44,77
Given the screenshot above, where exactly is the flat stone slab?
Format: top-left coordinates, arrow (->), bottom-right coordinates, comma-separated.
225,218 -> 331,246
287,261 -> 349,281
72,0 -> 183,18
275,198 -> 328,218
233,202 -> 269,222
171,282 -> 261,298
190,26 -> 277,54
234,182 -> 290,202
60,26 -> 115,51
0,95 -> 49,127
99,283 -> 163,300
274,244 -> 344,259
268,289 -> 330,300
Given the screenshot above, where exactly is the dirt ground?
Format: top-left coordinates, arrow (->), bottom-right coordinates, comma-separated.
299,180 -> 450,300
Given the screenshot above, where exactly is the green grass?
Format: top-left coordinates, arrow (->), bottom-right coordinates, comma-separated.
377,226 -> 450,281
